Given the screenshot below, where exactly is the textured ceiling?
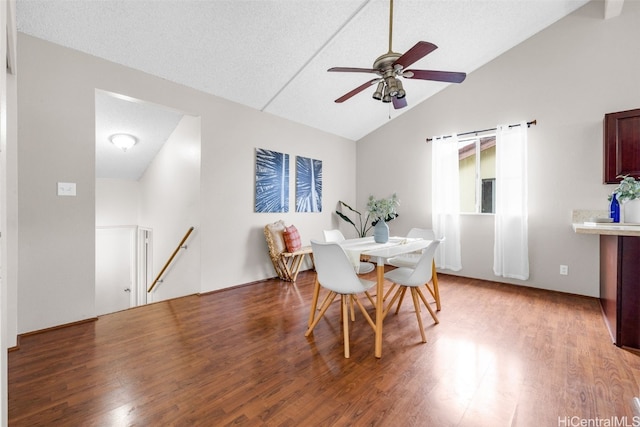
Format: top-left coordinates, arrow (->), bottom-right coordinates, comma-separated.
16,0 -> 592,180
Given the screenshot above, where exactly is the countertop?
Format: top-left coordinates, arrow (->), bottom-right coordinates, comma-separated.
573,223 -> 640,237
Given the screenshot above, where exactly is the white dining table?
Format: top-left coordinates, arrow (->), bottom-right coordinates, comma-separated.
340,236 -> 432,358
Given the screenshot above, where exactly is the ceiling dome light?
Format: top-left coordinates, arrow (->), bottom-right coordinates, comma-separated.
110,134 -> 137,152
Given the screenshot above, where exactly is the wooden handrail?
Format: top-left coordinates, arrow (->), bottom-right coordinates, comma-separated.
147,226 -> 195,293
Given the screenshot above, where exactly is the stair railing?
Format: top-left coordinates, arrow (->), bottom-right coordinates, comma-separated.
147,226 -> 195,293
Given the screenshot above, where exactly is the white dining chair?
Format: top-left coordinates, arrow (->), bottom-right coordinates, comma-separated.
323,229 -> 375,274
305,240 -> 376,358
383,240 -> 440,343
386,228 -> 442,311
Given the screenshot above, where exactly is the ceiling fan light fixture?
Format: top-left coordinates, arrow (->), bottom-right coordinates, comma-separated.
382,85 -> 392,103
110,133 -> 137,152
386,77 -> 399,96
396,80 -> 406,98
328,0 -> 465,107
372,81 -> 384,100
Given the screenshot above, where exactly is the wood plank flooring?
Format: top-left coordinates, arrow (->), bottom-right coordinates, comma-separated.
9,271 -> 640,426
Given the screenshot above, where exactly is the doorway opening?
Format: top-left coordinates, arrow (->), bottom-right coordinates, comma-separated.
95,226 -> 151,315
95,90 -> 201,315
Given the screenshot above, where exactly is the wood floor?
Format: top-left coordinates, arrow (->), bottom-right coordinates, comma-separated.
9,271 -> 640,426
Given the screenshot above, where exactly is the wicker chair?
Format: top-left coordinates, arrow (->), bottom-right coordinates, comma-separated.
264,220 -> 312,282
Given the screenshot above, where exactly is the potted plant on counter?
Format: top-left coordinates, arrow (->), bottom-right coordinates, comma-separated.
610,175 -> 640,223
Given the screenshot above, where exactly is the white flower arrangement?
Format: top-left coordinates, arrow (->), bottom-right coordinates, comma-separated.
335,193 -> 400,237
367,193 -> 400,224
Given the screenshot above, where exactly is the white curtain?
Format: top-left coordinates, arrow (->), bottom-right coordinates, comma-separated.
431,134 -> 462,271
493,122 -> 529,280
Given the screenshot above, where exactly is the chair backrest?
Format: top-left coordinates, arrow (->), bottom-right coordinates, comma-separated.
323,229 -> 346,243
401,240 -> 440,286
406,228 -> 435,240
311,240 -> 368,294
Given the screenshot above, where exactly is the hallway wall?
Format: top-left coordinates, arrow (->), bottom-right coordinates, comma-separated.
17,34 -> 356,333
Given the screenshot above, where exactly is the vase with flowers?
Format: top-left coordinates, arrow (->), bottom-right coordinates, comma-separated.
334,194 -> 400,239
609,175 -> 640,223
367,193 -> 400,243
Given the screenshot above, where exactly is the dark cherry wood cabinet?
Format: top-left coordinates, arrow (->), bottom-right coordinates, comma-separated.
604,108 -> 640,184
599,234 -> 640,348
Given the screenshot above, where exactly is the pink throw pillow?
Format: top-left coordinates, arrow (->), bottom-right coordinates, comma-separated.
283,225 -> 302,252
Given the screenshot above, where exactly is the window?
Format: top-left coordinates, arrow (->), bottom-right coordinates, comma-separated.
458,136 -> 496,213
481,178 -> 495,213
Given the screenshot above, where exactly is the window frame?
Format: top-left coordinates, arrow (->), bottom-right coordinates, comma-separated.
458,134 -> 496,214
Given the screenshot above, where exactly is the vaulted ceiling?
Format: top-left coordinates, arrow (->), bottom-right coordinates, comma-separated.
17,0 -> 603,179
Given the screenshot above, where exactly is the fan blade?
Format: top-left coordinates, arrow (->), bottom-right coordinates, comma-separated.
394,41 -> 438,69
404,69 -> 466,83
392,96 -> 408,109
328,67 -> 379,74
334,79 -> 379,103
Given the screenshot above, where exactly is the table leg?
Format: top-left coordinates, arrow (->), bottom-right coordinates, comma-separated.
375,257 -> 384,358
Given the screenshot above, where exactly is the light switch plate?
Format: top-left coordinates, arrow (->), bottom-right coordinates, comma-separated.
57,182 -> 76,196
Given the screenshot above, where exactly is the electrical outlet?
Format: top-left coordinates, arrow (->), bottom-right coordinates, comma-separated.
560,265 -> 569,275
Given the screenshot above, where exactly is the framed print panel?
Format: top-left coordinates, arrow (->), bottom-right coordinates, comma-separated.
255,148 -> 289,213
296,156 -> 322,213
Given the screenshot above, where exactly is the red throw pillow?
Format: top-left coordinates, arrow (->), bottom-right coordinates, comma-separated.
283,225 -> 302,252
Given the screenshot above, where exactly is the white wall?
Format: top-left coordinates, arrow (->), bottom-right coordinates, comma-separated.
17,33 -> 356,333
357,1 -> 640,297
96,179 -> 140,227
199,111 -> 358,291
1,0 -> 18,424
139,115 -> 201,301
18,35 -> 97,333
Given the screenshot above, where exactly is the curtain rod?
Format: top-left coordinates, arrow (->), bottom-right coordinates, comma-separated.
425,119 -> 537,142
